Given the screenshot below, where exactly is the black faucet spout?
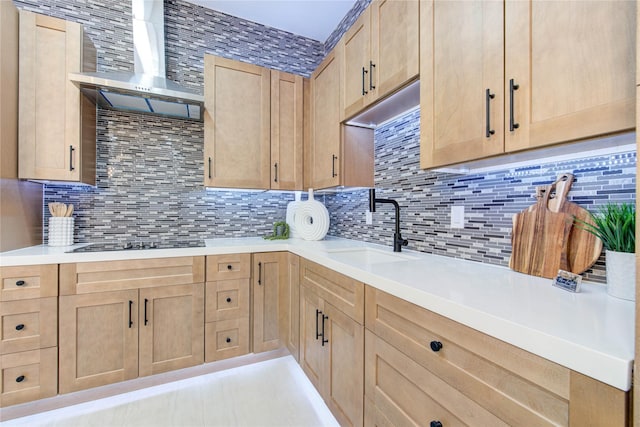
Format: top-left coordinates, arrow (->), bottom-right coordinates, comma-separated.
368,189 -> 408,252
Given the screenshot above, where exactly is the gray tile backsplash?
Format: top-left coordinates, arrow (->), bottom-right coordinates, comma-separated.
16,0 -> 636,283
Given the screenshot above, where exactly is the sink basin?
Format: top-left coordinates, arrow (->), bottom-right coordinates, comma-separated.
326,247 -> 418,264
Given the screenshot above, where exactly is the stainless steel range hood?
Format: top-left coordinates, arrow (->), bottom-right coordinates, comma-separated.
69,0 -> 203,121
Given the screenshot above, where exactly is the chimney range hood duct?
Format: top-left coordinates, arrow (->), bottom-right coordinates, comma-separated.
69,0 -> 203,121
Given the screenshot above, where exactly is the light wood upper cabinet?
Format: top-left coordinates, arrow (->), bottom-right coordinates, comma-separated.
203,56 -> 305,190
420,0 -> 504,168
204,55 -> 271,189
309,47 -> 374,190
341,8 -> 372,120
504,0 -> 636,153
18,11 -> 96,184
420,0 -> 636,169
271,71 -> 304,190
310,49 -> 342,189
341,0 -> 419,120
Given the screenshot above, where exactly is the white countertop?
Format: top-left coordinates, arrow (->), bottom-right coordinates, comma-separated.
1,237 -> 634,391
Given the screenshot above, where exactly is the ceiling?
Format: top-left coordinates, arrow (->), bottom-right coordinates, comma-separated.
183,0 -> 357,42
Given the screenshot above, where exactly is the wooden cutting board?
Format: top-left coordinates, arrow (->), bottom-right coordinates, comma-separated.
548,174 -> 603,275
510,186 -> 574,278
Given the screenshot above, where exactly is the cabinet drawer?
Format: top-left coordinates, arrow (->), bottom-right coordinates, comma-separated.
206,254 -> 251,281
365,331 -> 506,427
365,287 -> 569,426
0,347 -> 57,407
205,278 -> 250,322
0,265 -> 57,301
60,256 -> 205,295
205,318 -> 249,362
300,258 -> 364,324
0,297 -> 57,354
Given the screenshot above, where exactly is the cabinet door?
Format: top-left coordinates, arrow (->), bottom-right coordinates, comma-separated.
322,302 -> 364,427
370,0 -> 419,102
271,71 -> 304,191
299,285 -> 325,391
204,55 -> 270,189
310,48 -> 341,189
252,252 -> 286,353
505,1 -> 635,152
18,11 -> 96,184
341,8 -> 371,120
59,290 -> 138,393
280,253 -> 300,361
139,283 -> 204,376
420,0 -> 504,168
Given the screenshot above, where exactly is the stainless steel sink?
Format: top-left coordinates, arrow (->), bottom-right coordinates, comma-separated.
326,247 -> 418,264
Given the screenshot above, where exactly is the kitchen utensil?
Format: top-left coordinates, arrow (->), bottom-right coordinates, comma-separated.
547,174 -> 603,275
65,204 -> 74,217
510,186 -> 573,278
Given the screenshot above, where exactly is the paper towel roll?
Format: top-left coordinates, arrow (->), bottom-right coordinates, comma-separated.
294,189 -> 329,241
286,191 -> 302,238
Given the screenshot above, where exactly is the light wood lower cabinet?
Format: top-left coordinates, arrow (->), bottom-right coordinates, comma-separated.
205,254 -> 251,362
139,283 -> 204,377
299,261 -> 364,427
59,257 -> 205,394
252,252 -> 287,353
59,290 -> 139,394
280,253 -> 300,361
364,286 -> 629,426
0,264 -> 58,407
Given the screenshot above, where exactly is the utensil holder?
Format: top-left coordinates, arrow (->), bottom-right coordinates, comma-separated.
48,217 -> 74,246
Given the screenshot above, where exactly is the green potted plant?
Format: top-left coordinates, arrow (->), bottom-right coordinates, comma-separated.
577,203 -> 636,300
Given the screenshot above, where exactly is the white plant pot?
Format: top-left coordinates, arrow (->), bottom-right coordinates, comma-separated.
605,250 -> 636,301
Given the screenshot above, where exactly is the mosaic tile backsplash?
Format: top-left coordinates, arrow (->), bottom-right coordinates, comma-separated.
325,108 -> 636,283
15,0 -> 636,284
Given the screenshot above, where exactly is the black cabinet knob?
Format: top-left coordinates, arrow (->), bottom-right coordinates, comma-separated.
226,337 -> 231,343
15,324 -> 25,331
226,297 -> 232,303
430,341 -> 443,352
227,265 -> 232,270
16,375 -> 25,383
16,280 -> 25,287
430,421 -> 442,427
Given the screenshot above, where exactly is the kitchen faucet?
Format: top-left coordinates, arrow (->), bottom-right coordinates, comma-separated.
369,189 -> 408,252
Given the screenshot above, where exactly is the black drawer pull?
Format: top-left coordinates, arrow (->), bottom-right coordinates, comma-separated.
321,314 -> 329,346
69,145 -> 75,171
227,264 -> 233,270
128,300 -> 133,328
144,298 -> 149,326
258,262 -> 262,286
509,78 -> 520,131
485,88 -> 495,138
315,309 -> 322,340
430,421 -> 442,427
430,341 -> 443,352
15,324 -> 25,331
226,297 -> 232,303
226,337 -> 231,343
16,280 -> 25,287
16,375 -> 25,383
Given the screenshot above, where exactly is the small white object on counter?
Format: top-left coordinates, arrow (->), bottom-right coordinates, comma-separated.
48,217 -> 74,246
294,189 -> 329,241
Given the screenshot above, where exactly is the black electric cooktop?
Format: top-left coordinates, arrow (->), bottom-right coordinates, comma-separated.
68,241 -> 206,253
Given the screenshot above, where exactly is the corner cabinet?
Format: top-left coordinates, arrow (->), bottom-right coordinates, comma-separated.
58,257 -> 205,394
18,11 -> 97,185
341,0 -> 419,120
309,47 -> 374,190
420,0 -> 636,169
299,259 -> 364,427
203,55 -> 304,190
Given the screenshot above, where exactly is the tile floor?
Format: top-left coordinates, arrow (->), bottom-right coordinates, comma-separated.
1,356 -> 339,427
